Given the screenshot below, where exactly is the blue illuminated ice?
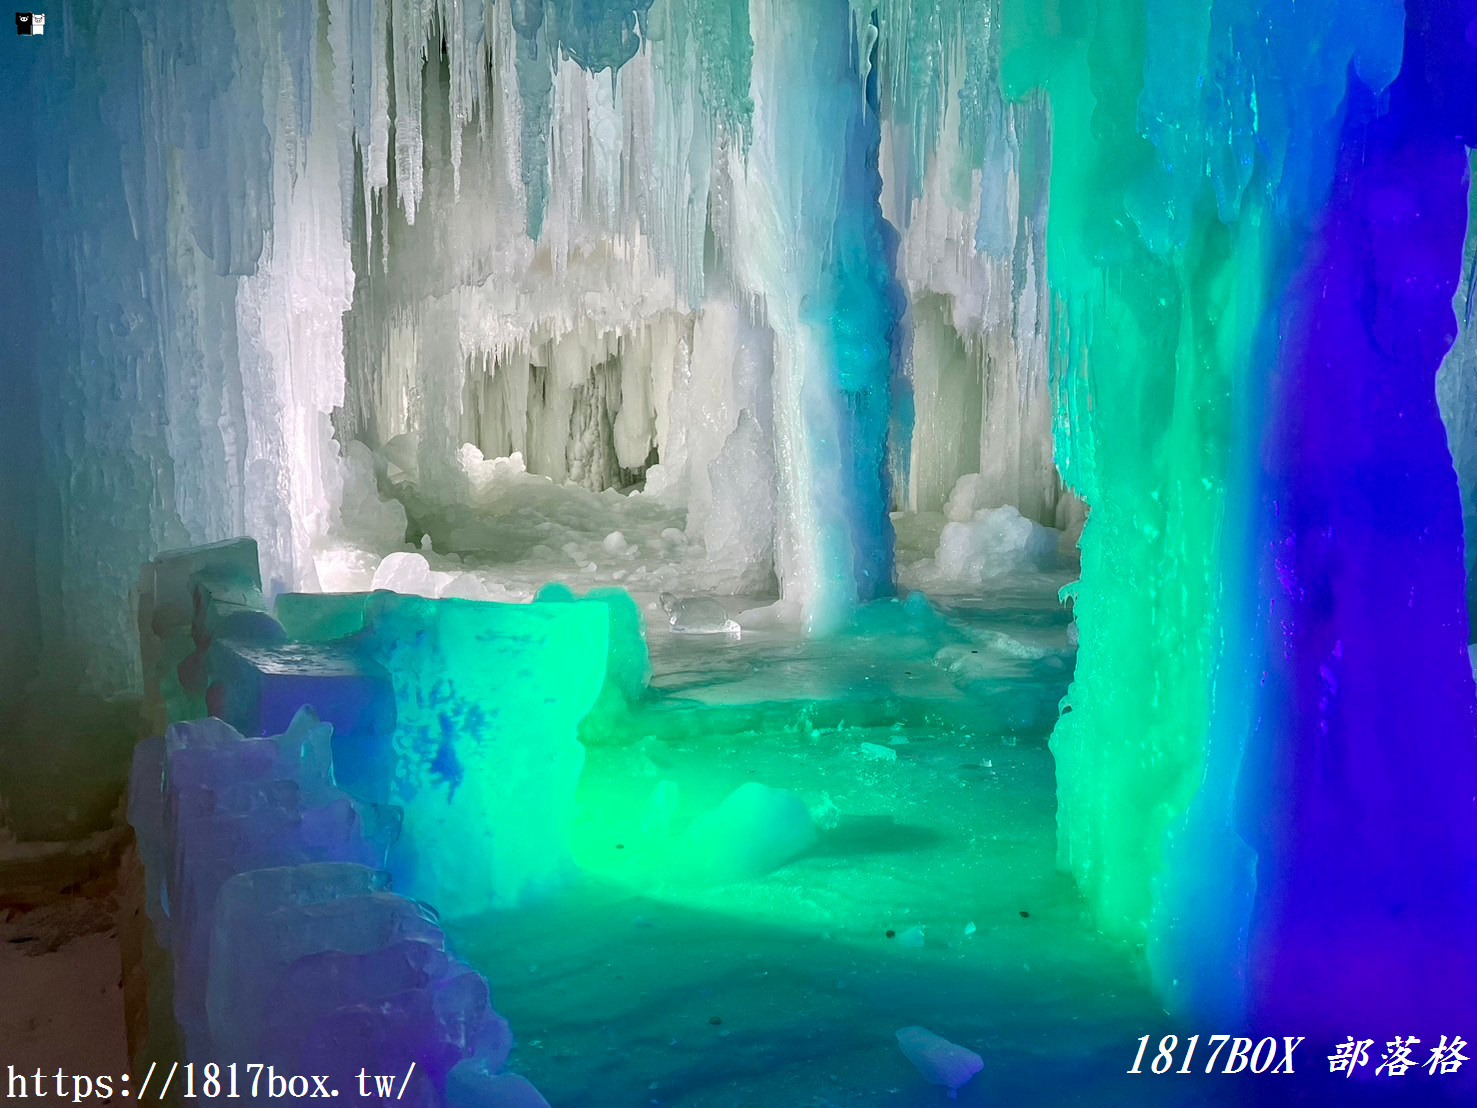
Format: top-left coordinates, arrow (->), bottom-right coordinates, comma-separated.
896,1025 -> 984,1094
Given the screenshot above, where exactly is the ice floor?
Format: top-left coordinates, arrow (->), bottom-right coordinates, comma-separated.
442,580 -> 1243,1107
318,468 -> 1346,1104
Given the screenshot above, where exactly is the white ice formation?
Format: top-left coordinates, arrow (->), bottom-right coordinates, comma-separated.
25,0 -> 1079,708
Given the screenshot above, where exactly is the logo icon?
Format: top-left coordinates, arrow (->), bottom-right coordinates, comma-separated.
15,11 -> 43,34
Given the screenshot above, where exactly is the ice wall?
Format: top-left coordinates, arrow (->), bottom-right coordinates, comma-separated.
1005,0 -> 1477,1035
999,0 -> 1274,951
1436,151 -> 1477,639
1227,6 -> 1477,1034
28,0 -> 352,704
722,0 -> 904,630
0,40 -> 48,832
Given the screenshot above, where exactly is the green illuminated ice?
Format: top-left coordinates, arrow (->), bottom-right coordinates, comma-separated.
360,593 -> 614,917
981,0 -> 1250,942
996,0 -> 1401,952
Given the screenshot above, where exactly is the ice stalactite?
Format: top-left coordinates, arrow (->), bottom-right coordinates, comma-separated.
340,0 -> 901,619
729,0 -> 905,633
507,2 -> 651,237
331,0 -> 768,596
507,0 -> 731,248
338,3 -> 726,499
866,2 -> 1076,534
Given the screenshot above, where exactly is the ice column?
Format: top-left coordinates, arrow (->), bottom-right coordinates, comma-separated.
1004,0 -> 1477,1035
999,0 -> 1274,945
731,0 -> 905,633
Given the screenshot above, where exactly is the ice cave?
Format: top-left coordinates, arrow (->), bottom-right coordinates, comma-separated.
2,0 -> 1477,1104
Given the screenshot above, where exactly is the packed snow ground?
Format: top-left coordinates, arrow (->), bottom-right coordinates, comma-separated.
0,908 -> 128,1090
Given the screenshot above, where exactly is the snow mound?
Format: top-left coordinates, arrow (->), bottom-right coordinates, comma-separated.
937,506 -> 1058,582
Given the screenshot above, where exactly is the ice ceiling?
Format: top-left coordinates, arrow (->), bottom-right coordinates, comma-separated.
8,0 -> 1477,1050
